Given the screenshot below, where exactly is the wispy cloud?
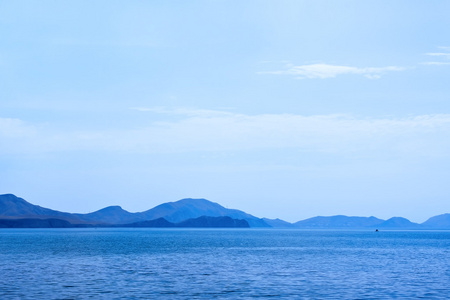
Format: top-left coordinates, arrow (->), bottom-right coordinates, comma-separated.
0,118 -> 37,138
422,46 -> 450,66
425,53 -> 450,57
421,62 -> 450,66
261,46 -> 450,79
50,38 -> 159,48
2,111 -> 450,158
259,63 -> 405,79
130,107 -> 235,118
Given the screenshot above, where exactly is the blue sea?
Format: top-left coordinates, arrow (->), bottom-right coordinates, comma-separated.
0,229 -> 449,299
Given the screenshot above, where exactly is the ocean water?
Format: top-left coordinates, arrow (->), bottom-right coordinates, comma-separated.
0,229 -> 449,299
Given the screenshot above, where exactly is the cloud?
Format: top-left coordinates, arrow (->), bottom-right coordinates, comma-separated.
0,118 -> 37,138
261,47 -> 450,79
3,111 -> 450,159
259,63 -> 405,79
421,62 -> 450,66
130,107 -> 234,118
49,38 -> 159,48
0,118 -> 40,154
422,46 -> 450,66
425,52 -> 450,57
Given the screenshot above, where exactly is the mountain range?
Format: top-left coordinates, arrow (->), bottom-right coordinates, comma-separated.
1,193 -> 450,229
0,194 -> 266,228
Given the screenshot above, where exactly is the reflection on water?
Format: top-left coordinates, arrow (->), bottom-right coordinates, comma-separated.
1,229 -> 449,299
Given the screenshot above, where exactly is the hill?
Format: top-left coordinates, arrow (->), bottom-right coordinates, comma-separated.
0,194 -> 268,227
138,198 -> 269,227
421,213 -> 450,229
294,215 -> 385,229
2,194 -> 449,229
262,218 -> 295,228
176,216 -> 249,228
377,217 -> 421,229
75,205 -> 147,224
0,218 -> 74,228
0,215 -> 249,228
0,194 -> 85,223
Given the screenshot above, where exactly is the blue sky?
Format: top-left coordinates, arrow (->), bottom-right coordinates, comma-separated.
1,1 -> 450,222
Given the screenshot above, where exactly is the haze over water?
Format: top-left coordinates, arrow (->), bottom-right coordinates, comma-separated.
1,228 -> 449,299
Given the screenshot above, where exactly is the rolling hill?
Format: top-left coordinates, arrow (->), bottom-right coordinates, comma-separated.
1,194 -> 449,229
0,194 -> 268,227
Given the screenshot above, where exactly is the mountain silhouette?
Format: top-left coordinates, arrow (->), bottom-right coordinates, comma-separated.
0,216 -> 250,228
0,194 -> 268,227
262,218 -> 295,228
75,206 -> 146,224
0,194 -> 85,223
1,194 -> 450,229
0,218 -> 74,228
377,217 -> 421,229
137,198 -> 269,227
176,216 -> 249,228
294,215 -> 385,228
421,213 -> 450,229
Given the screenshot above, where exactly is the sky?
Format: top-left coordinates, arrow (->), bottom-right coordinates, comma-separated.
1,0 -> 450,223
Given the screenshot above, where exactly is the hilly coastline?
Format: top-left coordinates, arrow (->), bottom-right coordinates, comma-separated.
0,215 -> 250,229
0,194 -> 262,228
1,194 -> 449,229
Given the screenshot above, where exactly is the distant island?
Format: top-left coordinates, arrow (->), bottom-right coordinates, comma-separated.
1,194 -> 450,229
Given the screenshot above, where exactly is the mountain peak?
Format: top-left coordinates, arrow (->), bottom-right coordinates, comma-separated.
174,198 -> 222,206
378,217 -> 420,228
1,193 -> 19,198
96,205 -> 125,212
0,194 -> 57,217
141,197 -> 269,227
0,193 -> 27,204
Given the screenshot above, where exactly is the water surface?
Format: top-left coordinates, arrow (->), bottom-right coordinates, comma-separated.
1,229 -> 449,299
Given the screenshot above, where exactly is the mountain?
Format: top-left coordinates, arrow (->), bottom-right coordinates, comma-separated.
262,218 -> 295,228
0,194 -> 65,217
421,213 -> 450,229
2,194 -> 449,229
176,216 -> 249,228
294,215 -> 385,229
293,215 -> 429,229
0,218 -> 74,228
137,198 -> 269,227
377,217 -> 421,229
122,217 -> 175,228
0,194 -> 268,227
0,216 -> 249,228
75,206 -> 147,224
0,194 -> 85,223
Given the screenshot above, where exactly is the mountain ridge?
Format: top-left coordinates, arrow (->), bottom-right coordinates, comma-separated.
0,194 -> 268,227
1,194 -> 449,229
0,216 -> 250,228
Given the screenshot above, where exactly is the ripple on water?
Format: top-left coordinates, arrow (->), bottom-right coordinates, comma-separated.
0,229 -> 449,299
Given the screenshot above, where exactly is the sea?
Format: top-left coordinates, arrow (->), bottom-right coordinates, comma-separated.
0,228 -> 449,299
